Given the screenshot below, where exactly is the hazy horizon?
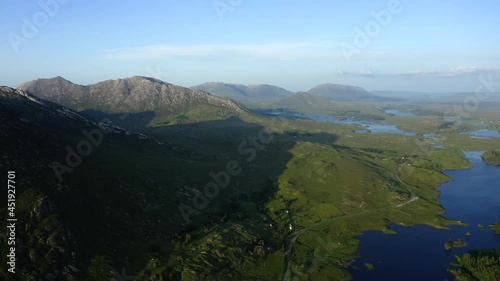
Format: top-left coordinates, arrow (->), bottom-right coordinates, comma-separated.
13,75 -> 496,96
2,0 -> 499,92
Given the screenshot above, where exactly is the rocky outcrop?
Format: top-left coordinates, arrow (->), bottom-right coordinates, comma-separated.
18,76 -> 249,116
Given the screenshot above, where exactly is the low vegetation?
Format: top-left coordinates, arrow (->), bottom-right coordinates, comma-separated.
364,263 -> 375,270
490,222 -> 500,234
449,250 -> 500,281
444,238 -> 467,251
482,150 -> 500,165
449,222 -> 500,280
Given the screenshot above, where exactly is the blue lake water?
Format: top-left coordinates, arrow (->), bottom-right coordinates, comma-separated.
362,123 -> 415,136
384,109 -> 417,117
268,111 -> 417,136
473,122 -> 489,128
350,151 -> 500,281
265,111 -> 500,143
463,129 -> 500,139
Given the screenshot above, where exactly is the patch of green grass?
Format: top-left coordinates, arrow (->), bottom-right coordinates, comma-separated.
445,238 -> 467,251
449,249 -> 500,281
490,222 -> 500,234
482,150 -> 500,165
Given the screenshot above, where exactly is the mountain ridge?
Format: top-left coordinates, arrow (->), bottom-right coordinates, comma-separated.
190,82 -> 293,103
18,76 -> 249,127
0,86 -> 169,280
307,83 -> 381,101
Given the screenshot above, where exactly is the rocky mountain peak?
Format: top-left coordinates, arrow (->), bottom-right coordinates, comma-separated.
18,76 -> 249,117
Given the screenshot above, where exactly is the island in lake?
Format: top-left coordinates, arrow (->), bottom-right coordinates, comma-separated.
449,223 -> 500,280
444,238 -> 467,251
482,150 -> 500,165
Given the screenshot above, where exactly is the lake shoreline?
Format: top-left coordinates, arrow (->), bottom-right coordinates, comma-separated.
349,151 -> 500,280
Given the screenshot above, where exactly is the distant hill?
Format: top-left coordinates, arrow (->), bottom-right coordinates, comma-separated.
370,90 -> 453,100
191,82 -> 293,103
308,83 -> 401,101
18,76 -> 249,128
429,92 -> 500,103
267,92 -> 334,111
371,91 -> 432,99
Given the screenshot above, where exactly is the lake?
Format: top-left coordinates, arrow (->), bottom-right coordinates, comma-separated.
384,109 -> 418,117
264,111 -> 417,136
463,129 -> 500,139
350,151 -> 500,281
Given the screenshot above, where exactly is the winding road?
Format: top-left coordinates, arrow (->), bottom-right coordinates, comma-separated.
281,158 -> 419,281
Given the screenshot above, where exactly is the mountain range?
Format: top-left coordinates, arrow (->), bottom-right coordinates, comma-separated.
192,81 -> 401,103
4,75 -> 499,280
308,83 -> 404,102
0,84 -> 291,280
0,86 -> 192,280
191,82 -> 293,103
18,76 -> 249,128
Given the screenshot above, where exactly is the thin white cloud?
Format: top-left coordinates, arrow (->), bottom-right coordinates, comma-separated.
395,66 -> 500,78
338,66 -> 500,78
359,69 -> 374,77
394,70 -> 439,77
100,42 -> 342,61
336,69 -> 346,75
337,68 -> 375,78
446,66 -> 500,77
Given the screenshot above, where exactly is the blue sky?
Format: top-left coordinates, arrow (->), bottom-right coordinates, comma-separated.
1,0 -> 499,92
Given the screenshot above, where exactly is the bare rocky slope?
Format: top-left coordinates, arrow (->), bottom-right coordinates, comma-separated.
18,76 -> 249,121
